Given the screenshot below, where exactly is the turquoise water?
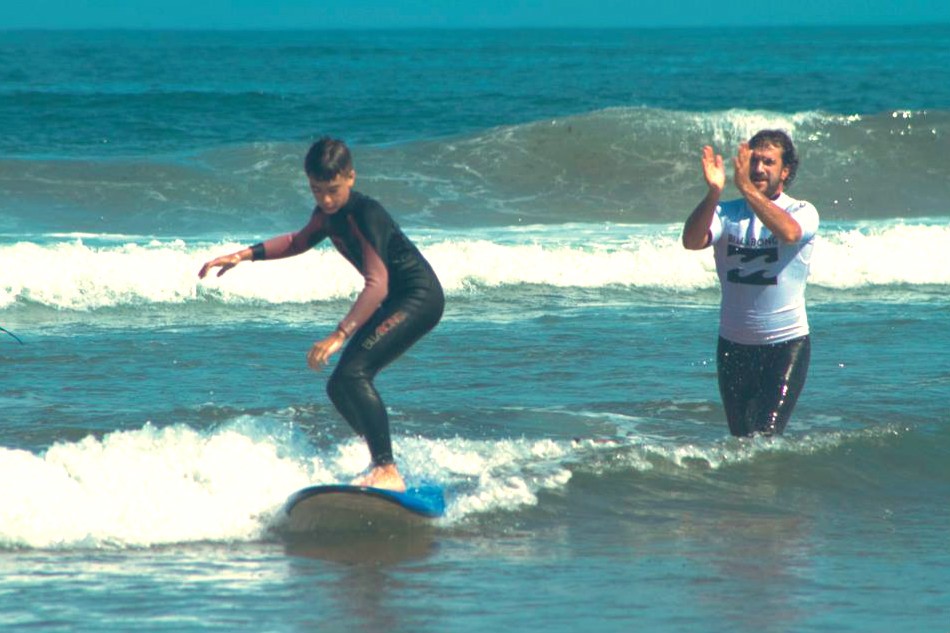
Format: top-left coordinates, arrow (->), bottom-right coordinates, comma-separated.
1,27 -> 948,632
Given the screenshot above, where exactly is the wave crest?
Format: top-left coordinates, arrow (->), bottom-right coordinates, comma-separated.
2,221 -> 948,312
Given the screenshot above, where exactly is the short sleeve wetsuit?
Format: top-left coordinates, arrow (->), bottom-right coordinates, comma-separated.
707,193 -> 818,436
250,190 -> 444,465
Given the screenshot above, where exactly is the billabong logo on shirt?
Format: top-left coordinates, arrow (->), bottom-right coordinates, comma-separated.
726,245 -> 779,285
728,234 -> 779,248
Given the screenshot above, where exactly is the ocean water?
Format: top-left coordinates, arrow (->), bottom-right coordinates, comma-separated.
1,26 -> 949,632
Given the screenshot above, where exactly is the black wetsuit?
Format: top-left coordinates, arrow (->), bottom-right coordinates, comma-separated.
251,191 -> 443,465
717,335 -> 811,437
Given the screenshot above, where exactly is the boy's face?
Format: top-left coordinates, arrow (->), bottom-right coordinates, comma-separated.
309,171 -> 355,214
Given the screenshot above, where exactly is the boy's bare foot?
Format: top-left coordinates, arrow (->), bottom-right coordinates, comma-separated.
351,463 -> 406,492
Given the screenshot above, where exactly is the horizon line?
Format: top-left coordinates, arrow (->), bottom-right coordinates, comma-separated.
2,21 -> 949,32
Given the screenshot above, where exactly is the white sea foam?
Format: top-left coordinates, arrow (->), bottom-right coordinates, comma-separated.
1,221 -> 947,311
0,419 -> 577,548
0,412 -> 910,550
810,222 -> 950,288
0,422 -> 310,549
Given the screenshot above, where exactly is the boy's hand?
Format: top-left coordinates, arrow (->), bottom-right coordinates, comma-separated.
307,330 -> 347,370
198,253 -> 243,278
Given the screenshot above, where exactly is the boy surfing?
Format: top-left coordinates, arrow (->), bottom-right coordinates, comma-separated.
199,138 -> 443,491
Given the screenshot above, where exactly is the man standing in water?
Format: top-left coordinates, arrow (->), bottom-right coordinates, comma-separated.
199,138 -> 444,490
681,130 -> 818,437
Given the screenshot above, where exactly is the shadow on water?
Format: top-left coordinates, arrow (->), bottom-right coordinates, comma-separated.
271,517 -> 443,632
280,528 -> 440,564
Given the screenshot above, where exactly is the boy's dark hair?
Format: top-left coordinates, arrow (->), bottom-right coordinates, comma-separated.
304,137 -> 353,181
749,129 -> 799,188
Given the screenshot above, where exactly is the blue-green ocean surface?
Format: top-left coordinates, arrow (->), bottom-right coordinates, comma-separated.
1,27 -> 948,633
